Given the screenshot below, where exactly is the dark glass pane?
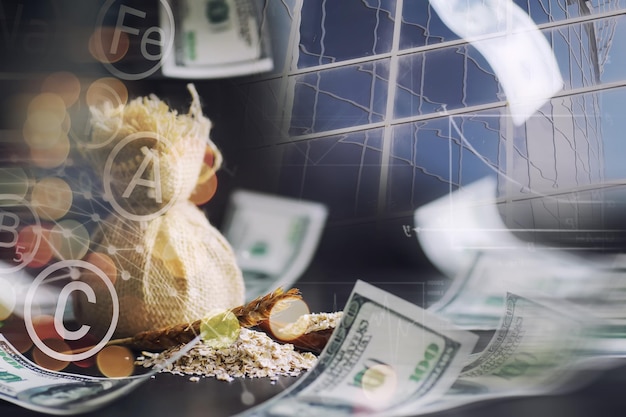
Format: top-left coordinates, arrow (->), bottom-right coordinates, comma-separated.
290,60 -> 389,135
298,0 -> 395,68
277,130 -> 384,220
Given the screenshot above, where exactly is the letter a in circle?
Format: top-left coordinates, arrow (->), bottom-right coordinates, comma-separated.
122,146 -> 162,203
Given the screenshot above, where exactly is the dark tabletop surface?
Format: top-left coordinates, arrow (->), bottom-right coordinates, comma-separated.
3,364 -> 626,417
2,263 -> 626,417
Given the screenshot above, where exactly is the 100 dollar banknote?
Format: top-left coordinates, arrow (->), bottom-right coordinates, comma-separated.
237,280 -> 478,416
0,334 -> 200,415
394,292 -> 596,416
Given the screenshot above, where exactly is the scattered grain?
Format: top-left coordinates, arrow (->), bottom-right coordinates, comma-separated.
136,328 -> 317,382
302,312 -> 343,334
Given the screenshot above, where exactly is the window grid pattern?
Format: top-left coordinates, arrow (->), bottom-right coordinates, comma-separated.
240,0 -> 626,227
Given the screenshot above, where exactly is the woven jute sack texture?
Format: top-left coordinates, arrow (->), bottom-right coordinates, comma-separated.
83,85 -> 220,216
75,199 -> 245,338
75,84 -> 243,337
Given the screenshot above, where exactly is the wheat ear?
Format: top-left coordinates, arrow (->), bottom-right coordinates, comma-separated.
106,288 -> 302,351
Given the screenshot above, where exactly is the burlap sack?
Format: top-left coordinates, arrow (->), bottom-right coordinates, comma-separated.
75,84 -> 243,338
75,199 -> 245,338
84,84 -> 221,216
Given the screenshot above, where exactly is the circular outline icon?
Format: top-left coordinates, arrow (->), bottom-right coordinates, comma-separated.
0,193 -> 42,273
95,0 -> 175,80
24,260 -> 120,362
103,131 -> 182,222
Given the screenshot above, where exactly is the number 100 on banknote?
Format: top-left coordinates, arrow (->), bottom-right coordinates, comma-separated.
263,281 -> 478,414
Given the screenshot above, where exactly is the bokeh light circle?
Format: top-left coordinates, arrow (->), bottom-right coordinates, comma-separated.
96,345 -> 135,377
68,333 -> 99,368
29,133 -> 71,168
27,93 -> 66,122
85,77 -> 128,108
23,112 -> 64,150
41,72 -> 81,108
32,315 -> 61,341
196,146 -> 217,184
241,391 -> 255,406
89,27 -> 129,64
190,173 -> 218,206
31,177 -> 73,221
83,252 -> 117,285
361,364 -> 398,405
0,168 -> 29,201
199,309 -> 241,349
17,225 -> 53,268
0,276 -> 16,320
32,338 -> 71,371
49,219 -> 90,261
268,299 -> 311,341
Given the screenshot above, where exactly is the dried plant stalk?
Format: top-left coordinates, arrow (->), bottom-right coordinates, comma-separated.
257,321 -> 335,354
232,287 -> 301,328
107,287 -> 302,351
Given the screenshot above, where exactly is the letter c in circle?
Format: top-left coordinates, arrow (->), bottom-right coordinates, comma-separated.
54,281 -> 96,341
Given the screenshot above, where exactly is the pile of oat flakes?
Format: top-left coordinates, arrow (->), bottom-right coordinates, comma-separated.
136,312 -> 343,382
